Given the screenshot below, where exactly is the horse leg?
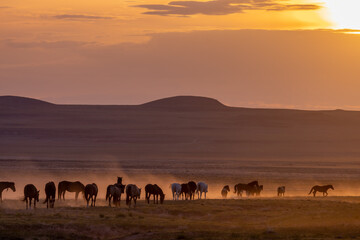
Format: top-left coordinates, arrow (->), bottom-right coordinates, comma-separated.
29,198 -> 32,209
34,198 -> 36,209
25,198 -> 28,210
134,197 -> 137,208
313,191 -> 316,197
75,192 -> 79,201
154,194 -> 156,204
63,191 -> 65,200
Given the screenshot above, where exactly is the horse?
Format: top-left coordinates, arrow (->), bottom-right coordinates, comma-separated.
234,181 -> 260,197
196,182 -> 208,199
23,184 -> 39,209
85,183 -> 98,207
180,183 -> 191,200
277,186 -> 285,197
221,185 -> 230,198
0,182 -> 16,202
309,185 -> 334,197
126,184 -> 141,208
106,184 -> 121,207
247,185 -> 263,196
58,181 -> 85,200
170,183 -> 181,200
43,182 -> 56,208
145,184 -> 165,204
188,181 -> 197,200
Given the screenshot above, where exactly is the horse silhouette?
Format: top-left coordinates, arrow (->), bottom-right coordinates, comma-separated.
221,185 -> 230,198
196,182 -> 208,199
0,182 -> 16,202
58,181 -> 85,200
180,183 -> 191,200
309,185 -> 334,197
23,184 -> 39,209
85,183 -> 98,207
106,184 -> 122,207
188,181 -> 197,200
234,181 -> 259,197
169,183 -> 181,200
44,182 -> 56,208
126,184 -> 141,208
277,186 -> 285,197
145,184 -> 165,204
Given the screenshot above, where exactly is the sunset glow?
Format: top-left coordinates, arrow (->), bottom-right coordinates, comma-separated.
325,0 -> 360,30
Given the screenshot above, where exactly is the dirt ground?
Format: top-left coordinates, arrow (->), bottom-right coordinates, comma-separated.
1,197 -> 360,239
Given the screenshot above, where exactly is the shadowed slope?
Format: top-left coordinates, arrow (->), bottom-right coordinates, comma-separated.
141,96 -> 227,111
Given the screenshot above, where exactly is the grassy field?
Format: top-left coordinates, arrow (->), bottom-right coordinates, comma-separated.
1,197 -> 360,239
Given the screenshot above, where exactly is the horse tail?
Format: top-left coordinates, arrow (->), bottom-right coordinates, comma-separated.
308,187 -> 315,195
106,189 -> 110,201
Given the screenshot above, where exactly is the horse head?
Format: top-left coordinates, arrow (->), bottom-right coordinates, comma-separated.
160,193 -> 165,204
330,185 -> 334,190
9,182 -> 16,192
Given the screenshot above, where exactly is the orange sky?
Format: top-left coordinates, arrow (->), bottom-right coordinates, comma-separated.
1,0 -> 360,109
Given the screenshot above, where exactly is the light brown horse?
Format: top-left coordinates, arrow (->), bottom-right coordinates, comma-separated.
309,185 -> 334,197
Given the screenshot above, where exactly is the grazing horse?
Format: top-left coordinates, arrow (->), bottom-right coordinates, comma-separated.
309,185 -> 334,197
145,184 -> 165,204
85,183 -> 98,207
221,185 -> 230,198
196,182 -> 208,199
0,182 -> 16,202
170,183 -> 181,200
277,186 -> 285,197
234,181 -> 260,197
43,182 -> 56,208
188,181 -> 197,200
126,184 -> 141,208
23,184 -> 39,209
58,181 -> 85,200
180,183 -> 191,200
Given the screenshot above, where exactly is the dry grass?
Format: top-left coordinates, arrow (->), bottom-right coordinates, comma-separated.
1,197 -> 360,239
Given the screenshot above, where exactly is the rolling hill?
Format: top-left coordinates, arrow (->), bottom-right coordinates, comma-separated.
1,95 -> 360,162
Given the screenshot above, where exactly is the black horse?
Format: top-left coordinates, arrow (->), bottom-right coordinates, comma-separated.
106,184 -> 122,207
58,181 -> 85,200
180,183 -> 191,200
188,181 -> 197,200
145,184 -> 165,204
85,183 -> 98,207
44,181 -> 56,208
0,182 -> 16,202
23,184 -> 39,209
234,180 -> 260,197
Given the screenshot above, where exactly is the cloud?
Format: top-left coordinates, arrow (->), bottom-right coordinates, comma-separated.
53,14 -> 113,20
135,0 -> 320,16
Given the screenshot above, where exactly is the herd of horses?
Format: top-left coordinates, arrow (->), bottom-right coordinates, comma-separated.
0,179 -> 335,209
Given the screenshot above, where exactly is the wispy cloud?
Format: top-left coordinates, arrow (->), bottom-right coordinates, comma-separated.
53,14 -> 113,20
135,0 -> 320,16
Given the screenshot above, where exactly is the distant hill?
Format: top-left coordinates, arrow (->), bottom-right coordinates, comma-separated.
141,96 -> 227,111
0,95 -> 54,108
1,95 -> 360,162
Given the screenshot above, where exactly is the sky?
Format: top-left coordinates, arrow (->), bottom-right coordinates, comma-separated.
1,0 -> 360,109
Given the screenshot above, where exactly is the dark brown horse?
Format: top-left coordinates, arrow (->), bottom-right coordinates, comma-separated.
85,183 -> 98,207
43,181 -> 56,208
188,181 -> 197,200
145,184 -> 165,204
23,184 -> 39,209
234,181 -> 259,197
309,185 -> 334,197
106,184 -> 121,207
58,181 -> 85,200
0,182 -> 16,202
180,183 -> 191,200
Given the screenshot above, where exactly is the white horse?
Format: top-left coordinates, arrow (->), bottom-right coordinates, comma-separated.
170,183 -> 181,200
196,182 -> 208,199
